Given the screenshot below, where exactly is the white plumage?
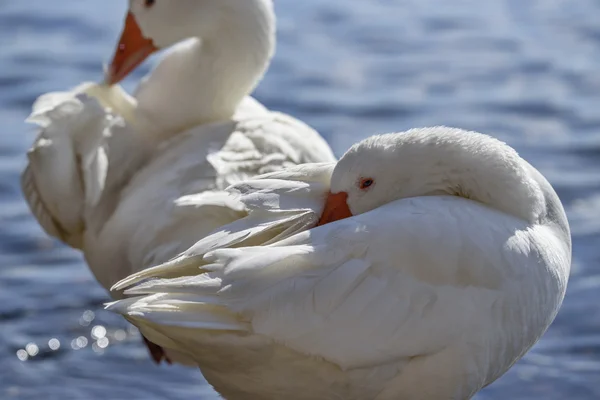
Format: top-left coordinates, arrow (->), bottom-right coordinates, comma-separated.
109,127 -> 571,399
22,0 -> 335,366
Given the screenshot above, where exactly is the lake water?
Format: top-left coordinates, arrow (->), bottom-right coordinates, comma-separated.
1,0 -> 599,399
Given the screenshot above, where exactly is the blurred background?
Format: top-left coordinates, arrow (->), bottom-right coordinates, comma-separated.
1,0 -> 599,399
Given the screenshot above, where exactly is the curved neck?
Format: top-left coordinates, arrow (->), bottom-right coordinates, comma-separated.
361,129 -> 548,223
134,3 -> 275,138
421,157 -> 547,223
409,136 -> 547,223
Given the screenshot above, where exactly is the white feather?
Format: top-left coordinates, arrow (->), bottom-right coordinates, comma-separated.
108,127 -> 571,399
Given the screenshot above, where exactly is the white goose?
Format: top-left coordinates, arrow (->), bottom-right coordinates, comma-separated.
21,0 -> 334,365
109,127 -> 571,400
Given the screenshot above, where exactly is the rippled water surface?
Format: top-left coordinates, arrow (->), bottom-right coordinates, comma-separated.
1,1 -> 600,399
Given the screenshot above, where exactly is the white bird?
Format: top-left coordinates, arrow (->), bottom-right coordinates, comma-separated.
21,0 -> 335,365
109,127 -> 571,400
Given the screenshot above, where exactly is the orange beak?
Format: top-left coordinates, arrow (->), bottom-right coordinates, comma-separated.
317,192 -> 353,226
105,12 -> 158,85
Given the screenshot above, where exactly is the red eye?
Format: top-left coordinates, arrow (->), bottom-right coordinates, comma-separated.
359,178 -> 374,190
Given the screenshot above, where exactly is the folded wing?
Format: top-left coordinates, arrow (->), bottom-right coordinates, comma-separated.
21,83 -> 128,248
111,195 -> 564,373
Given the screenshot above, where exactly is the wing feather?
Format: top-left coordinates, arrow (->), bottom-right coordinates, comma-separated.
111,196 -> 564,373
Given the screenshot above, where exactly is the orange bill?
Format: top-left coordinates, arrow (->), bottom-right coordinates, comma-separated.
106,12 -> 157,84
317,192 -> 352,226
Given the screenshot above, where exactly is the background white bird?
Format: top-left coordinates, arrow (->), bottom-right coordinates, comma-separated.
21,0 -> 335,365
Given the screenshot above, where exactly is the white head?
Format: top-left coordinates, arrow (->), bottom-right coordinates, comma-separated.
106,0 -> 275,86
318,127 -> 548,226
129,0 -> 227,49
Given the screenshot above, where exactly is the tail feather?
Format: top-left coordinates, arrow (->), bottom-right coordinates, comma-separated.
107,293 -> 247,332
123,274 -> 222,296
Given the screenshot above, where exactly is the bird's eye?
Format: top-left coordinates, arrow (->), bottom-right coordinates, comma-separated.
359,178 -> 374,190
144,0 -> 155,8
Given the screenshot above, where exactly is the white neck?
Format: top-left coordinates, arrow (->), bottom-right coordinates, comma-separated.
397,128 -> 548,223
133,2 -> 275,138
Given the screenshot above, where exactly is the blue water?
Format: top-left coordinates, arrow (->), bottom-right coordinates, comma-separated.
1,0 -> 599,399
